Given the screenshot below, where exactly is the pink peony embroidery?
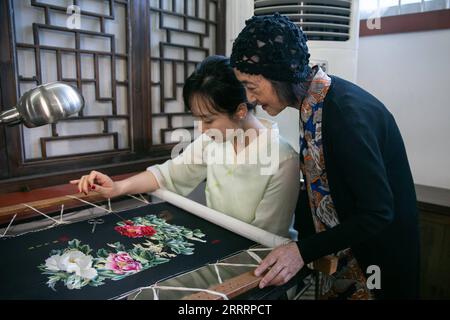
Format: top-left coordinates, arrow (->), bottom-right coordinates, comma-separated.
105,252 -> 142,275
114,224 -> 157,238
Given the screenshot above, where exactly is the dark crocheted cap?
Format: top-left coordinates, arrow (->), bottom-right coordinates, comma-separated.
230,13 -> 310,83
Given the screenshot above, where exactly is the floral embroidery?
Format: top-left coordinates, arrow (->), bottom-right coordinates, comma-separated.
105,252 -> 142,274
114,224 -> 157,238
117,215 -> 206,255
39,215 -> 206,291
94,242 -> 168,282
39,239 -> 101,290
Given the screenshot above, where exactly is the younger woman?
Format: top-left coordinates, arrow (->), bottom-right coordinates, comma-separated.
71,55 -> 299,239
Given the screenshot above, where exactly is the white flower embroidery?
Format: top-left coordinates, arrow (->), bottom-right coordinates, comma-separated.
45,249 -> 97,280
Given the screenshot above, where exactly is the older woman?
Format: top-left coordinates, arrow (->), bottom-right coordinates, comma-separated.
230,13 -> 419,299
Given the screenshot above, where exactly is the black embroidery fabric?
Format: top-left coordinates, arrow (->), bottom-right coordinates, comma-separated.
230,13 -> 311,83
0,202 -> 254,299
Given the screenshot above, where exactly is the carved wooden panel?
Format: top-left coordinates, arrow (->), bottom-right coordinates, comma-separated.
13,0 -> 130,160
149,0 -> 222,149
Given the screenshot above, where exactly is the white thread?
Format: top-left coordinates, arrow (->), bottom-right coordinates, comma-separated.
1,214 -> 17,238
66,195 -> 112,213
3,224 -> 56,238
108,198 -> 112,212
134,285 -> 229,300
204,247 -> 269,284
23,204 -> 64,224
3,197 -> 141,239
246,250 -> 263,264
60,205 -> 64,223
247,248 -> 273,252
140,194 -> 150,204
152,287 -> 158,300
214,262 -> 259,267
127,194 -> 150,205
214,264 -> 223,284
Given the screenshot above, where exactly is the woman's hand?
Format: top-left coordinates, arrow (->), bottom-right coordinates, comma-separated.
70,170 -> 121,198
254,242 -> 304,288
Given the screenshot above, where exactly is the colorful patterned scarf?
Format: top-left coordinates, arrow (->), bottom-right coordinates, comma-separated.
299,67 -> 372,300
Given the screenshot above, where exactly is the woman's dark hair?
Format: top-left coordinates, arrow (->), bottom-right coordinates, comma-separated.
183,55 -> 254,117
270,80 -> 309,107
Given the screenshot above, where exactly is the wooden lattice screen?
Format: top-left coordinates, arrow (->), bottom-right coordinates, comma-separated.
150,0 -> 222,149
15,0 -> 130,160
0,0 -> 225,192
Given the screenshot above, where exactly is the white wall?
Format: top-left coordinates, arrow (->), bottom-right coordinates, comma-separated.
357,30 -> 450,189
225,0 -> 254,56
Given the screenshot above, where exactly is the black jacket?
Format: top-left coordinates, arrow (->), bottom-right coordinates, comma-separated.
295,76 -> 420,299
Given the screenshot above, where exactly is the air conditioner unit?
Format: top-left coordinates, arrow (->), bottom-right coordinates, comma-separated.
254,0 -> 360,82
249,1 -> 360,151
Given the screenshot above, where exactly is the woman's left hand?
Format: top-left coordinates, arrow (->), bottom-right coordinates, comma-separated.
254,242 -> 304,288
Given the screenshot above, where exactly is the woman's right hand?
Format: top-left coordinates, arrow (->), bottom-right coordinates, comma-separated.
70,170 -> 121,198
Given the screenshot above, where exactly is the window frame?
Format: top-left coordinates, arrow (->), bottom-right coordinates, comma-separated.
360,8 -> 450,36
